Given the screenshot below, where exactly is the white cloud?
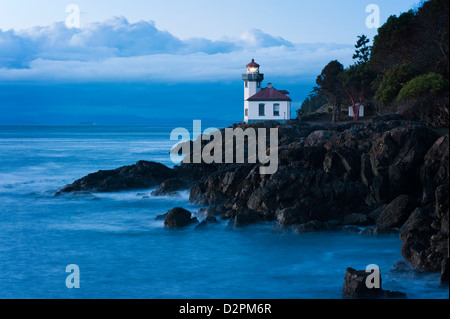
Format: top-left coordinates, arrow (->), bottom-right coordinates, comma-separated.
239,29 -> 293,48
0,17 -> 354,83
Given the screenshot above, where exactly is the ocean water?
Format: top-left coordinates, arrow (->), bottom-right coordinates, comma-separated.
0,125 -> 448,299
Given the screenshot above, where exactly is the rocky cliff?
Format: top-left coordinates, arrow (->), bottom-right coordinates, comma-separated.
56,114 -> 449,280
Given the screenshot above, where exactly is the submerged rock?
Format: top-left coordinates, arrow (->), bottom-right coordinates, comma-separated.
163,207 -> 198,228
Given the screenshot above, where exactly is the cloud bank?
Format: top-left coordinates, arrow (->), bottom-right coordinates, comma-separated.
0,17 -> 354,83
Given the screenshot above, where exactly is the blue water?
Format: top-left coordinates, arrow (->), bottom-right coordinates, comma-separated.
0,125 -> 448,299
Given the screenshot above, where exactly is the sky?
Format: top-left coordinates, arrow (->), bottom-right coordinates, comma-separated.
0,0 -> 420,125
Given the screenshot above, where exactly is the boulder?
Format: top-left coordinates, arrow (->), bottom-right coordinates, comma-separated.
304,130 -> 339,147
194,220 -> 208,230
343,213 -> 370,226
151,178 -> 192,196
343,267 -> 406,299
367,205 -> 386,224
164,207 -> 198,228
376,195 -> 417,232
57,161 -> 175,193
205,216 -> 218,223
400,230 -> 435,271
399,185 -> 449,272
194,216 -> 219,230
276,207 -> 308,226
233,208 -> 264,227
400,207 -> 437,233
295,220 -> 325,233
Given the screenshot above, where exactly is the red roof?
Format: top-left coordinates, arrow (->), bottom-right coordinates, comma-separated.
246,59 -> 260,68
247,87 -> 292,101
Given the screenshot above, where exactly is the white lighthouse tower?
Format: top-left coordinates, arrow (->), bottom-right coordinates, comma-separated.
242,59 -> 264,123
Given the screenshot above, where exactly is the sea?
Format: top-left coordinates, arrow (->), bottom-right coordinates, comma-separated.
0,125 -> 448,299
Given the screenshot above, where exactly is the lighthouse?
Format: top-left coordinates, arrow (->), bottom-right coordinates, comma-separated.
242,59 -> 292,124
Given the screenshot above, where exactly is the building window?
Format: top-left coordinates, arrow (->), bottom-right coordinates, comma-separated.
273,104 -> 280,116
257,82 -> 260,88
245,108 -> 248,116
259,104 -> 265,116
245,81 -> 248,88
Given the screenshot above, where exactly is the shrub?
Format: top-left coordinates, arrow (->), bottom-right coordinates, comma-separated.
374,63 -> 418,105
397,72 -> 448,102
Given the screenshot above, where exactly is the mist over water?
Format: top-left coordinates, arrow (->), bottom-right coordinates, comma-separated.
0,125 -> 447,299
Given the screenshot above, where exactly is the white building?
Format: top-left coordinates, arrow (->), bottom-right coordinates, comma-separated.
348,103 -> 365,118
242,59 -> 291,124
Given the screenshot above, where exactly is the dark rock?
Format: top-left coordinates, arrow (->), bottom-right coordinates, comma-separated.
57,161 -> 175,193
399,184 -> 449,272
343,267 -> 406,299
151,178 -> 192,196
400,207 -> 437,233
194,216 -> 219,230
155,213 -> 167,220
367,205 -> 386,224
323,220 -> 341,231
360,154 -> 374,187
342,226 -> 361,233
343,213 -> 370,226
343,267 -> 383,298
376,195 -> 417,232
441,258 -> 449,285
247,187 -> 272,212
276,197 -> 327,227
391,260 -> 414,273
369,132 -> 399,178
304,130 -> 339,147
323,147 -> 361,181
435,183 -> 449,237
189,183 -> 206,204
223,210 -> 237,220
205,216 -> 218,223
57,114 -> 447,278
164,207 -> 198,228
295,220 -> 324,233
368,175 -> 390,205
194,220 -> 208,230
400,230 -> 435,271
420,136 -> 449,196
198,205 -> 228,218
372,114 -> 408,123
276,207 -> 308,226
54,190 -> 96,198
233,208 -> 264,227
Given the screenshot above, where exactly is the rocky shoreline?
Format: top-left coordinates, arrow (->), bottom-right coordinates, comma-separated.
56,114 -> 449,289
